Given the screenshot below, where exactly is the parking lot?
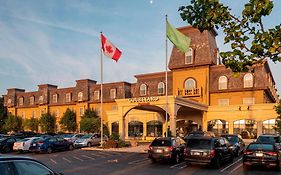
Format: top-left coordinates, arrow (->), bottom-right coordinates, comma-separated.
3,148 -> 280,175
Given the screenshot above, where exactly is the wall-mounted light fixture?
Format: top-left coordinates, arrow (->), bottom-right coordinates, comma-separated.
239,106 -> 241,111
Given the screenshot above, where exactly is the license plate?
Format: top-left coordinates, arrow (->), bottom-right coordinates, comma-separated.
256,153 -> 263,157
155,149 -> 163,153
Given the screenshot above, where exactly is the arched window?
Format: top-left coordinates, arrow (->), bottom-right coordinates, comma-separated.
263,119 -> 277,134
140,84 -> 147,96
218,76 -> 228,90
234,119 -> 257,139
207,119 -> 229,136
78,92 -> 83,101
111,121 -> 119,134
244,73 -> 253,88
184,78 -> 196,90
147,120 -> 163,137
128,121 -> 143,137
157,82 -> 165,95
19,97 -> 24,106
185,48 -> 193,64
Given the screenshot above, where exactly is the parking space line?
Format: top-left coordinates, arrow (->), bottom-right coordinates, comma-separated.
91,153 -> 105,158
62,157 -> 72,163
128,158 -> 149,165
229,163 -> 242,174
96,151 -> 113,157
220,158 -> 242,172
50,158 -> 57,164
73,156 -> 84,162
170,161 -> 187,169
82,155 -> 95,160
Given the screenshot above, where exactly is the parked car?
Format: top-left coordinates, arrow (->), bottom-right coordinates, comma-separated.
0,155 -> 63,175
256,135 -> 281,150
148,137 -> 186,164
29,136 -> 74,154
186,131 -> 215,138
221,134 -> 245,156
243,142 -> 280,170
62,134 -> 84,143
185,136 -> 234,168
0,137 -> 17,153
13,137 -> 41,152
74,133 -> 108,148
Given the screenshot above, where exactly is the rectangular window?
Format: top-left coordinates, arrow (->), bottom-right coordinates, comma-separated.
218,99 -> 229,106
30,97 -> 34,105
112,105 -> 118,110
243,98 -> 255,105
110,89 -> 116,99
19,98 -> 24,106
94,90 -> 100,100
79,107 -> 84,116
66,93 -> 71,103
185,48 -> 193,64
53,94 -> 58,103
32,111 -> 36,118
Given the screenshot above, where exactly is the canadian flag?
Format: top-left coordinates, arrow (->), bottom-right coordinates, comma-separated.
101,33 -> 122,62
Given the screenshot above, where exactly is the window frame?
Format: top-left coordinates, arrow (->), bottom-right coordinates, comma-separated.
19,97 -> 24,106
140,84 -> 147,96
184,78 -> 196,90
65,93 -> 71,103
52,94 -> 58,104
78,92 -> 83,102
157,82 -> 165,95
244,73 -> 254,88
185,48 -> 194,64
110,88 -> 117,99
94,90 -> 100,100
218,76 -> 228,90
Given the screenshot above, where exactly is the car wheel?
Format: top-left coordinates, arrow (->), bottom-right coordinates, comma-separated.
173,152 -> 180,164
87,142 -> 92,147
69,145 -> 74,151
47,147 -> 52,154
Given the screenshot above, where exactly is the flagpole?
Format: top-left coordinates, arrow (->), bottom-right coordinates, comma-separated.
165,15 -> 169,137
100,32 -> 104,147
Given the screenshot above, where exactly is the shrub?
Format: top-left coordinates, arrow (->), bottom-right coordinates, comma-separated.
104,140 -> 117,148
110,132 -> 120,141
117,139 -> 126,148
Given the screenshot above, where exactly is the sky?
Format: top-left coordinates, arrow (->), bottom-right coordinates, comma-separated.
0,0 -> 280,96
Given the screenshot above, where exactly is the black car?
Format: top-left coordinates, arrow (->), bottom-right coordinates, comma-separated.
243,142 -> 280,170
0,137 -> 17,153
0,156 -> 63,175
185,136 -> 234,168
221,134 -> 245,156
148,137 -> 186,164
256,135 -> 281,150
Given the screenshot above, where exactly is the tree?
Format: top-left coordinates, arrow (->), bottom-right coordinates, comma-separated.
4,114 -> 22,133
80,108 -> 101,133
24,117 -> 39,132
0,97 -> 7,132
275,100 -> 281,133
39,113 -> 56,133
60,108 -> 77,132
179,0 -> 280,72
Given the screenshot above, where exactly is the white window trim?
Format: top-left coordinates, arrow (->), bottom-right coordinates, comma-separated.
78,92 -> 83,102
140,84 -> 147,96
244,73 -> 254,88
66,93 -> 71,103
218,76 -> 228,90
185,48 -> 193,64
110,89 -> 117,99
94,90 -> 100,100
53,94 -> 58,103
158,82 -> 165,95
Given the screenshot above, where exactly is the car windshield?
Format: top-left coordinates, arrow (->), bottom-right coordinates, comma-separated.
19,138 -> 30,142
63,134 -> 74,138
256,136 -> 280,143
187,139 -> 211,149
223,136 -> 238,144
151,139 -> 171,146
81,134 -> 92,139
247,144 -> 274,151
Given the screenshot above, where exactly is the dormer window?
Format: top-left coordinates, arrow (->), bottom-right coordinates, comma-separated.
53,94 -> 58,103
218,76 -> 228,90
78,92 -> 83,101
19,97 -> 24,106
30,96 -> 35,105
185,48 -> 193,64
140,84 -> 147,96
39,95 -> 44,104
66,93 -> 71,103
158,82 -> 165,95
94,90 -> 100,100
110,89 -> 116,99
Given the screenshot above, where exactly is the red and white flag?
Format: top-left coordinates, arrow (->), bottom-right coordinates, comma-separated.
101,33 -> 122,62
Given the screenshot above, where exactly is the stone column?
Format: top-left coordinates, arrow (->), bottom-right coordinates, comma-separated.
257,120 -> 263,137
143,122 -> 147,140
202,111 -> 208,132
229,121 -> 234,134
119,118 -> 125,140
170,115 -> 177,136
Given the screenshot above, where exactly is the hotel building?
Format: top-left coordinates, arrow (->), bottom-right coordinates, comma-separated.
3,26 -> 279,140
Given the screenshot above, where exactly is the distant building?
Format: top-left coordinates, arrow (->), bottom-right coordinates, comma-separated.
4,26 -> 279,140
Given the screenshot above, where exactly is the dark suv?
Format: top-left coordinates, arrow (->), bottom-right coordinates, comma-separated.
185,136 -> 234,168
148,137 -> 186,164
256,135 -> 281,150
221,134 -> 245,156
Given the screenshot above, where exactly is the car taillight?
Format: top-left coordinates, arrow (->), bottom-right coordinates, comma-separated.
243,150 -> 253,155
184,148 -> 188,156
164,146 -> 173,152
37,141 -> 44,145
267,152 -> 278,156
148,146 -> 152,151
210,149 -> 215,158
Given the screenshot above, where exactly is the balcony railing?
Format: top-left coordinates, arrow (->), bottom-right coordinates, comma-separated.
177,88 -> 201,97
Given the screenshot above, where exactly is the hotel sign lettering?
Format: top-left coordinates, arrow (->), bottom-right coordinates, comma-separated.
128,97 -> 159,103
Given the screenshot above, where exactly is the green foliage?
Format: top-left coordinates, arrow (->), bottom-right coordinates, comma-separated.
110,132 -> 120,141
117,139 -> 126,148
275,100 -> 281,133
80,108 -> 100,133
104,140 -> 118,148
24,117 -> 39,132
60,108 -> 77,132
39,113 -> 56,133
4,114 -> 22,133
179,0 -> 281,72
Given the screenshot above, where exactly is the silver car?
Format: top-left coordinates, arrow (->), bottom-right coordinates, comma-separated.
74,134 -> 107,148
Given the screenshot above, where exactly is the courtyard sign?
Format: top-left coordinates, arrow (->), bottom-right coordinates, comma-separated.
128,97 -> 159,103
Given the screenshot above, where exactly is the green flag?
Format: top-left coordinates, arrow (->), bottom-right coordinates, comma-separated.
166,21 -> 191,53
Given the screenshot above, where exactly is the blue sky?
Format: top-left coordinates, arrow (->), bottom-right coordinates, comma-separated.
0,0 -> 280,96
